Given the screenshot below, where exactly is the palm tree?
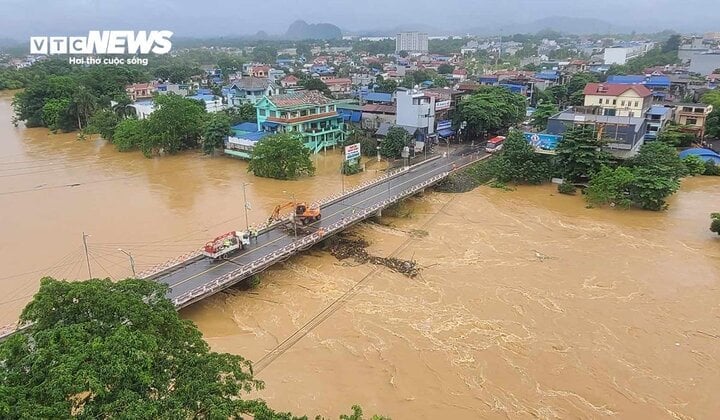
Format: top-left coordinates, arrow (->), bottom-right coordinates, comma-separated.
71,86 -> 97,129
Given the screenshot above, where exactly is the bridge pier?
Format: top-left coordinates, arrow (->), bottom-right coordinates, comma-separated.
376,208 -> 382,217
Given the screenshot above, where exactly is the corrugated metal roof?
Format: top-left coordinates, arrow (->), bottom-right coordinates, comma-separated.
363,92 -> 393,103
267,91 -> 335,108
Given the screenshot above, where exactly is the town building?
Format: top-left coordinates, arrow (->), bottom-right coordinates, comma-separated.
280,75 -> 299,88
582,83 -> 653,117
396,32 -> 429,53
223,78 -> 278,106
603,43 -> 652,65
125,82 -> 156,101
606,74 -> 672,101
187,93 -> 225,113
323,78 -> 353,97
671,103 -> 714,138
644,105 -> 673,141
361,104 -> 397,131
255,91 -> 346,153
156,83 -> 191,97
688,52 -> 720,76
224,122 -> 270,160
547,111 -> 647,155
394,88 -> 436,143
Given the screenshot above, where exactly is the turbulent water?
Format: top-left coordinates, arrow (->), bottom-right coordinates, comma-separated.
2,91 -> 720,418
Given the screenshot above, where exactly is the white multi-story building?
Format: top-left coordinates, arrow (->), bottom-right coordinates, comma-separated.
395,88 -> 436,135
396,32 -> 429,53
603,43 -> 653,65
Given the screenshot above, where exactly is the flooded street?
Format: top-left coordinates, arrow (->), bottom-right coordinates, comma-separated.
2,90 -> 720,418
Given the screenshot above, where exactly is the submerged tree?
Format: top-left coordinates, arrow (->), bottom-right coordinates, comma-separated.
202,112 -> 232,155
248,133 -> 315,179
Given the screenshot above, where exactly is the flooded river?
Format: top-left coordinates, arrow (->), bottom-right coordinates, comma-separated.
2,91 -> 720,418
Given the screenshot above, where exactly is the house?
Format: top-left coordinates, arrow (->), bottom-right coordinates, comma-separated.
156,83 -> 190,97
547,111 -> 647,156
689,52 -> 720,76
224,122 -> 270,159
645,105 -> 673,141
361,92 -> 394,105
280,75 -> 299,88
395,88 -> 437,143
603,43 -> 653,65
125,82 -> 156,101
606,75 -> 672,101
583,83 -> 653,117
451,69 -> 468,82
337,103 -> 363,126
223,78 -> 278,106
361,103 -> 396,131
254,91 -> 346,153
249,65 -> 270,78
671,103 -> 714,138
323,78 -> 353,97
186,93 -> 225,113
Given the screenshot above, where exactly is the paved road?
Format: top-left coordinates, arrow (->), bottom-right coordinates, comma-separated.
153,150 -> 486,305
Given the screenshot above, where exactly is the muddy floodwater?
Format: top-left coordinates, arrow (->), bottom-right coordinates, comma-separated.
2,90 -> 720,418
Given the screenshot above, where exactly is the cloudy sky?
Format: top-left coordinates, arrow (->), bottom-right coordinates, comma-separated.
0,0 -> 717,38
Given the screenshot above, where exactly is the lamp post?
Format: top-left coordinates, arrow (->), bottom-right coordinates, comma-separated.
376,145 -> 381,162
118,248 -> 136,278
242,182 -> 251,232
283,190 -> 297,239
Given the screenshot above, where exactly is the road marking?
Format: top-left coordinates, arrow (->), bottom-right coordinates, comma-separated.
165,159 -> 461,290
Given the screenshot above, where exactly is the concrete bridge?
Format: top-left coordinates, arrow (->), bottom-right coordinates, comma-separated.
0,149 -> 488,338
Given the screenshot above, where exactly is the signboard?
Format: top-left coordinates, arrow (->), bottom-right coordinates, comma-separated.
523,132 -> 562,152
344,143 -> 361,161
437,120 -> 452,131
435,100 -> 451,111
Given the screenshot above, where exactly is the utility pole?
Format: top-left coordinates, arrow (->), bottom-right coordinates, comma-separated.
82,232 -> 92,278
118,248 -> 136,277
242,182 -> 251,231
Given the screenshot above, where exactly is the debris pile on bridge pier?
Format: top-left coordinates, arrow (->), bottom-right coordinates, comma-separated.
326,233 -> 420,278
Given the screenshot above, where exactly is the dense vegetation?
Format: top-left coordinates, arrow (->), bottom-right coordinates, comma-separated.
0,278 -> 386,419
248,133 -> 316,179
456,86 -> 527,139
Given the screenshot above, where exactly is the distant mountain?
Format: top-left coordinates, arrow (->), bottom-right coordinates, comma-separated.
284,20 -> 342,40
466,16 -> 633,36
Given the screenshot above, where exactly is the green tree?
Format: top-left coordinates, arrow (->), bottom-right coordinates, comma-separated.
657,124 -> 695,147
87,109 -> 120,141
0,278 -> 295,419
202,113 -> 232,155
70,85 -> 98,130
530,101 -> 558,131
491,130 -> 553,184
252,45 -> 278,64
437,64 -> 455,74
711,213 -> 720,235
630,140 -> 687,180
555,125 -> 611,182
300,78 -> 332,96
457,86 -> 526,138
701,90 -> 720,108
585,166 -> 635,208
142,94 -> 207,157
41,98 -> 71,132
705,110 -> 720,139
374,77 -> 397,94
683,155 -> 707,176
398,50 -> 409,58
113,118 -> 146,152
704,160 -> 720,176
627,166 -> 680,211
248,133 -> 315,179
380,126 -> 410,158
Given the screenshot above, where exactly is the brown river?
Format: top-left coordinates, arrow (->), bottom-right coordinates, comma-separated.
1,90 -> 720,419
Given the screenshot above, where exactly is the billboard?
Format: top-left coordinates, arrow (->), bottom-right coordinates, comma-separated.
523,132 -> 562,152
435,100 -> 451,111
437,120 -> 452,130
345,143 -> 361,161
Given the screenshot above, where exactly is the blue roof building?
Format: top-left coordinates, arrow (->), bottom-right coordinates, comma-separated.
362,92 -> 393,104
679,148 -> 720,164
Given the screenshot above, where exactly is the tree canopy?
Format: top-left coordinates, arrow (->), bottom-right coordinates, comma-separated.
380,127 -> 410,159
457,86 -> 526,138
202,113 -> 232,155
530,101 -> 558,131
248,133 -> 315,179
0,278 -> 294,419
489,130 -> 553,185
300,78 -> 332,97
555,125 -> 611,182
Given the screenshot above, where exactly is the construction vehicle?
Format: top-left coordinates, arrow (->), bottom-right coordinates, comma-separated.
202,231 -> 250,260
268,201 -> 321,225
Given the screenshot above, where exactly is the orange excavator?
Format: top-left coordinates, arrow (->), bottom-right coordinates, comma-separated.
268,201 -> 321,225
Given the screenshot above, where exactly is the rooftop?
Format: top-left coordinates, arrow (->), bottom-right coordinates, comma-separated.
266,91 -> 336,108
230,77 -> 271,91
583,83 -> 653,97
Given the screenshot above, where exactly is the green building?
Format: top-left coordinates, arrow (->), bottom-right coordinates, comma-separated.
255,91 -> 346,154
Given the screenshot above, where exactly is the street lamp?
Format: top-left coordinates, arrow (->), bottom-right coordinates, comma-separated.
242,182 -> 251,232
118,248 -> 136,277
282,190 -> 297,239
376,145 -> 381,162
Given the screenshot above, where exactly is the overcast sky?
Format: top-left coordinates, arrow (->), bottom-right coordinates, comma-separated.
0,0 -> 717,39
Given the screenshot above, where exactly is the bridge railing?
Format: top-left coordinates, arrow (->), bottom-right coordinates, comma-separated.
171,171 -> 450,308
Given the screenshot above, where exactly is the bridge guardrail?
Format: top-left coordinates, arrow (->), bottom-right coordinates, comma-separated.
171,171 -> 450,308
